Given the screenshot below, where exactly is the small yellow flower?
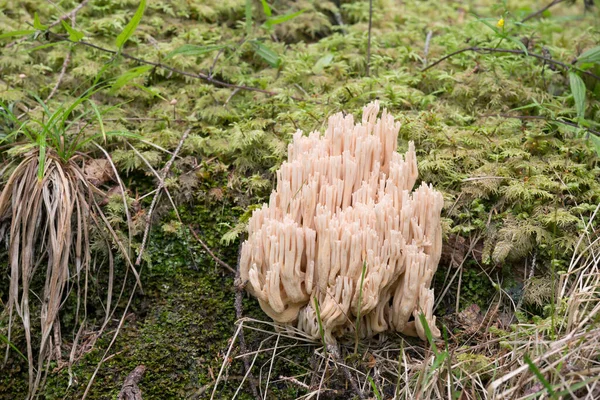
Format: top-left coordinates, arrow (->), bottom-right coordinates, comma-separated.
496,17 -> 505,29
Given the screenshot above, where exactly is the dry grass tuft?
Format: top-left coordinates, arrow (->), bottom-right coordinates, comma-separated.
0,92 -> 138,398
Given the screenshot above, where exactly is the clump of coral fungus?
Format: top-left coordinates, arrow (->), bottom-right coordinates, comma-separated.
240,101 -> 444,343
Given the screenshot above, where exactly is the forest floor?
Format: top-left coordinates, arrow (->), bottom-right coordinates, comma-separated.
1,0 -> 600,399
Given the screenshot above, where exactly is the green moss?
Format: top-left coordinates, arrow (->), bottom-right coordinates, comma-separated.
1,0 -> 600,397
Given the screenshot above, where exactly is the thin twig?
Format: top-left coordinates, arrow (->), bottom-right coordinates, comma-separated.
135,127 -> 192,266
479,113 -> 600,137
327,344 -> 365,399
521,0 -> 564,23
117,365 -> 146,400
5,0 -> 90,49
233,245 -> 260,399
44,32 -> 306,101
188,226 -> 236,274
366,0 -> 373,77
422,46 -> 600,82
45,17 -> 76,102
48,0 -> 91,29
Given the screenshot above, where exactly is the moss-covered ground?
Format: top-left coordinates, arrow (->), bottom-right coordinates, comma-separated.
1,0 -> 600,398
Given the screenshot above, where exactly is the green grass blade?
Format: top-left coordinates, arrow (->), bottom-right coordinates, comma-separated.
0,29 -> 36,39
164,44 -> 226,60
589,134 -> 600,157
0,334 -> 28,363
37,137 -> 46,182
260,0 -> 272,17
250,40 -> 280,67
115,0 -> 146,49
33,12 -> 48,30
569,71 -> 586,122
264,9 -> 306,28
245,0 -> 253,35
111,65 -> 153,91
313,297 -> 326,347
88,100 -> 106,144
577,46 -> 600,64
368,376 -> 382,400
524,354 -> 557,399
418,312 -> 438,356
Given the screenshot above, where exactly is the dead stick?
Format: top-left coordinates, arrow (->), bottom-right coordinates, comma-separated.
44,32 -> 307,101
234,245 -> 260,399
521,0 -> 564,23
135,127 -> 192,266
118,365 -> 146,400
188,226 -> 235,274
46,17 -> 76,102
366,0 -> 373,77
327,344 -> 365,399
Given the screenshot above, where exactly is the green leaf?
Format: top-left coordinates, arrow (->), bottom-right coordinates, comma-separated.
0,334 -> 28,363
313,53 -> 333,74
260,0 -> 272,17
250,40 -> 280,67
33,12 -> 48,30
61,20 -> 84,42
577,46 -> 600,64
115,0 -> 146,49
0,29 -> 36,39
29,42 -> 62,52
476,18 -> 501,35
112,65 -> 153,91
264,9 -> 306,28
131,83 -> 167,101
569,71 -> 586,122
165,44 -> 226,59
589,134 -> 600,158
37,136 -> 46,183
88,100 -> 106,143
245,0 -> 253,35
507,35 -> 528,56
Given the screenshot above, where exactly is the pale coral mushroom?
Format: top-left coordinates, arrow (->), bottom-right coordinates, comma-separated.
239,101 -> 444,342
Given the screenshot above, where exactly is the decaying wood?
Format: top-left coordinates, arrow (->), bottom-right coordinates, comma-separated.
118,365 -> 146,400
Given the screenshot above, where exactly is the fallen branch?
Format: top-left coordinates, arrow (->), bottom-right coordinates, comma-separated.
422,46 -> 600,82
118,365 -> 146,400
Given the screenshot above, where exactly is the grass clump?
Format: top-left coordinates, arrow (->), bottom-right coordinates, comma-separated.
0,87 -> 139,397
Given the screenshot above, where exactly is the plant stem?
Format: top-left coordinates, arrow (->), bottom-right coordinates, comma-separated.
366,0 -> 373,77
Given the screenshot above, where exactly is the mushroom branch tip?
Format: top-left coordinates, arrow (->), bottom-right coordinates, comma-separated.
240,101 -> 444,343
